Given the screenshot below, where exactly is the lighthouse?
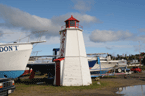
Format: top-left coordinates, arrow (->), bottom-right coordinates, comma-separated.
54,15 -> 92,86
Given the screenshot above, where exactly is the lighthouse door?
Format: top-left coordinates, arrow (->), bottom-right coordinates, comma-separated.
56,61 -> 60,86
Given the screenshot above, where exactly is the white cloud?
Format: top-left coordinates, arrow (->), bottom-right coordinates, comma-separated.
72,0 -> 95,13
52,13 -> 102,25
83,32 -> 135,56
0,27 -> 60,45
139,28 -> 145,32
134,35 -> 145,43
0,4 -> 59,37
0,28 -> 30,42
83,33 -> 133,48
0,28 -> 27,43
89,30 -> 133,42
0,4 -> 101,39
41,36 -> 60,45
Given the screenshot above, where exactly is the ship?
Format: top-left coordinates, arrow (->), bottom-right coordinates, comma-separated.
90,56 -> 127,75
0,41 -> 45,78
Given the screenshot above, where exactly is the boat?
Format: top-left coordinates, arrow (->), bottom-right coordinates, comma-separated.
90,56 -> 113,75
23,55 -> 97,78
24,48 -> 98,78
26,48 -> 97,73
90,56 -> 127,75
87,57 -> 97,69
100,56 -> 127,72
26,56 -> 97,71
0,41 -> 45,78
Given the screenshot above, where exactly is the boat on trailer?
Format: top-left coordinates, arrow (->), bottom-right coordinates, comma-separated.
24,55 -> 97,79
90,56 -> 127,76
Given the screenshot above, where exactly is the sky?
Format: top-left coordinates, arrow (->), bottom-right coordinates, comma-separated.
0,0 -> 145,56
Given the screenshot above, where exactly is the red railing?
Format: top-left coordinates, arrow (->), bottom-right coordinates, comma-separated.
61,25 -> 65,30
78,25 -> 83,30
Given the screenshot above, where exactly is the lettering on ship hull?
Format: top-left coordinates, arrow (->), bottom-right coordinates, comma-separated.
0,46 -> 18,52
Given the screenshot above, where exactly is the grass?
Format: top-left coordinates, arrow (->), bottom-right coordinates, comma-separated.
15,81 -> 114,91
101,76 -> 116,78
9,70 -> 145,96
9,72 -> 121,96
9,78 -> 119,96
141,66 -> 145,70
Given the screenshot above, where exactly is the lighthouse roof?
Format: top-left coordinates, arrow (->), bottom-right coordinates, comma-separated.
65,15 -> 79,22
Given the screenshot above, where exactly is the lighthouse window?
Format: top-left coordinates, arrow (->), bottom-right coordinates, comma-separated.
66,21 -> 69,27
70,21 -> 75,26
66,21 -> 68,25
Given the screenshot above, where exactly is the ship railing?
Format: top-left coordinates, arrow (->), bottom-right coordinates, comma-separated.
11,30 -> 48,43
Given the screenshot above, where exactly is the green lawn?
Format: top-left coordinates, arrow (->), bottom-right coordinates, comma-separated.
9,78 -> 119,96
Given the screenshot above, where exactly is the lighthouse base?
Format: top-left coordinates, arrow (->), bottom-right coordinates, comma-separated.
60,56 -> 92,86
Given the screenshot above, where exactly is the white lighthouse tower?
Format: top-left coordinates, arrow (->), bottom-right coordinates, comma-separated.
54,15 -> 92,86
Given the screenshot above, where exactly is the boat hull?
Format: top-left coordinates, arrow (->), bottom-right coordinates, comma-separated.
88,60 -> 96,69
0,43 -> 33,78
90,70 -> 109,75
0,70 -> 25,78
90,63 -> 116,75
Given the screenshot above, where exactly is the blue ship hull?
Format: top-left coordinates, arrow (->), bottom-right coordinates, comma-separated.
90,70 -> 110,77
0,70 -> 25,78
90,70 -> 109,75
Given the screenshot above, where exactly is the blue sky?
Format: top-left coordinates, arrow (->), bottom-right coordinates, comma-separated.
0,0 -> 145,56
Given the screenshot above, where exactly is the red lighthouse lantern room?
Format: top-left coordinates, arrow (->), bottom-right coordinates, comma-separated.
65,15 -> 79,28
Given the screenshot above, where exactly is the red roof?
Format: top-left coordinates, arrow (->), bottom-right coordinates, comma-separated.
65,15 -> 79,22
